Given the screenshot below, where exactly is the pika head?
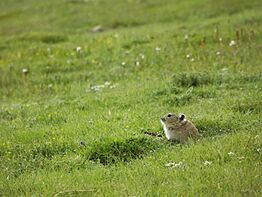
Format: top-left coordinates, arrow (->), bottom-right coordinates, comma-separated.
160,113 -> 186,126
160,112 -> 199,142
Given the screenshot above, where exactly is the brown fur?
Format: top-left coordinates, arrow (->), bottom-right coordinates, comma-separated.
161,113 -> 199,143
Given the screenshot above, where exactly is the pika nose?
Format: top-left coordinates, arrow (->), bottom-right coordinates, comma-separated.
160,117 -> 165,122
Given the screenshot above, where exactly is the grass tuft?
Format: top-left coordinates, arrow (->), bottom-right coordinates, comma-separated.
87,137 -> 161,165
171,72 -> 228,87
40,35 -> 68,44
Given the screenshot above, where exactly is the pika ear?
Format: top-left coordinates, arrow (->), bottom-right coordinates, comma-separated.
179,114 -> 185,121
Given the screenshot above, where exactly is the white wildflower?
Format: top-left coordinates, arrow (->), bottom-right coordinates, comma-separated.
22,68 -> 29,74
75,155 -> 81,159
219,37 -> 223,42
121,62 -> 126,66
90,81 -> 116,92
104,81 -> 111,86
184,34 -> 189,40
76,46 -> 81,53
164,161 -> 184,168
221,67 -> 228,72
174,162 -> 183,168
90,85 -> 103,92
216,51 -> 221,56
164,162 -> 175,167
190,58 -> 195,62
135,61 -> 140,66
238,156 -> 245,160
257,148 -> 261,153
139,53 -> 145,59
229,40 -> 236,47
203,160 -> 212,166
110,84 -> 117,89
91,25 -> 103,33
228,151 -> 235,156
186,54 -> 191,58
155,47 -> 161,51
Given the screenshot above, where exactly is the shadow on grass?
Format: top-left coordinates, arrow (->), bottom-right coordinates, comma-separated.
85,137 -> 161,165
196,119 -> 234,138
171,72 -> 227,87
19,34 -> 68,44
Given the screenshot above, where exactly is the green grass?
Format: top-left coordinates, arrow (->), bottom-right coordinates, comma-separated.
0,0 -> 262,196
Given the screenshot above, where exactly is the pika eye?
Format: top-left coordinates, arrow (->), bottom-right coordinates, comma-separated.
167,114 -> 172,117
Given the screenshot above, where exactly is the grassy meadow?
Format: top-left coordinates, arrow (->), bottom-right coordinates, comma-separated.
0,0 -> 262,196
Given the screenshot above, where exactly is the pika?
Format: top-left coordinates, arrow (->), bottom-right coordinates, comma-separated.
160,113 -> 199,143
